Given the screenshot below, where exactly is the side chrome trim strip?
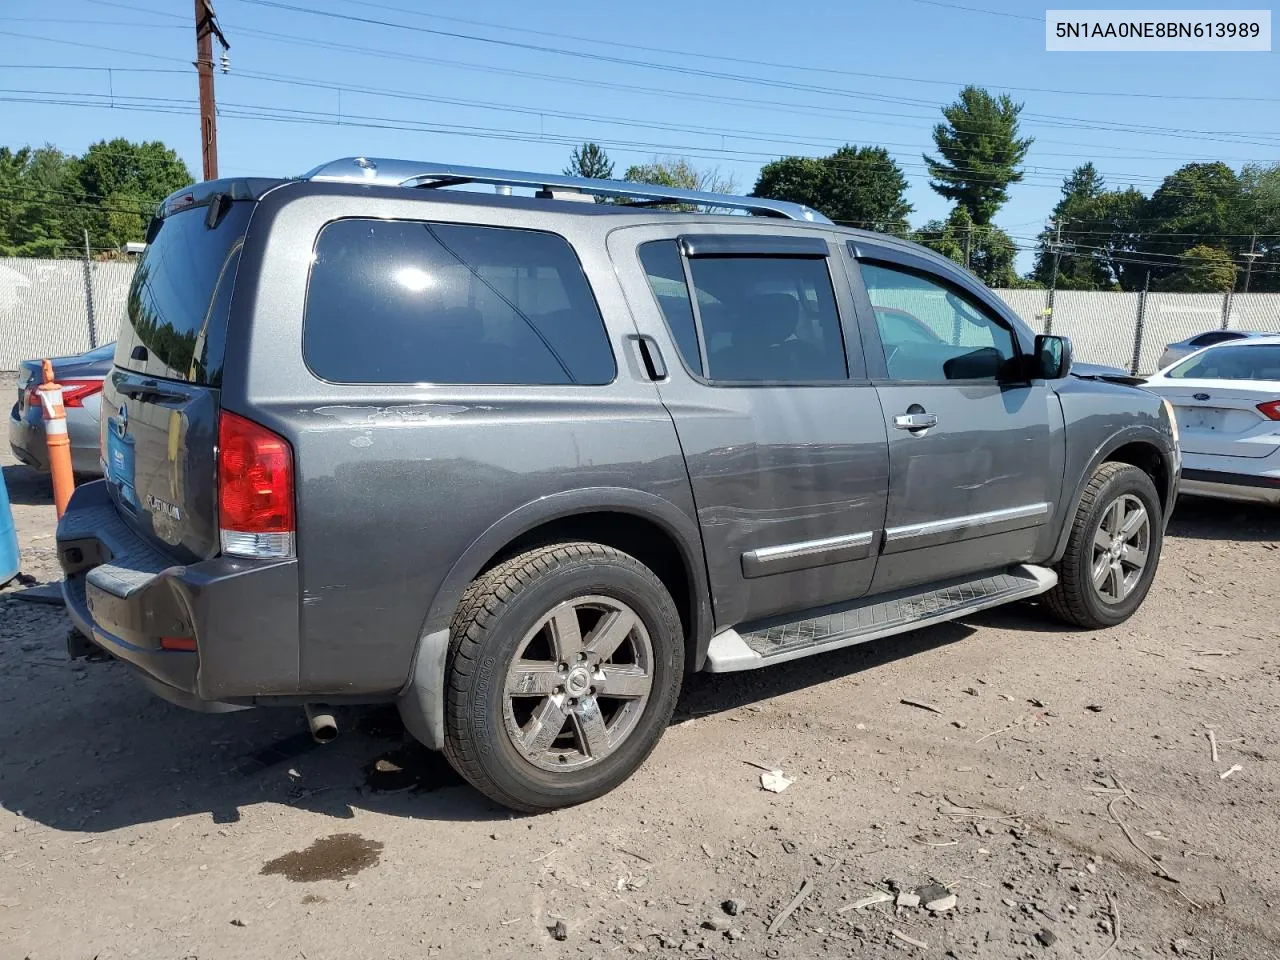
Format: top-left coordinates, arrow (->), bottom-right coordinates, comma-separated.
741,531 -> 874,579
883,502 -> 1050,554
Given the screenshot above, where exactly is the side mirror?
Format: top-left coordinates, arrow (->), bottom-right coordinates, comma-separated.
1035,334 -> 1072,380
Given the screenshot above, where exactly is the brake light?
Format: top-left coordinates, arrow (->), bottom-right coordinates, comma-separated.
60,379 -> 104,408
217,411 -> 295,558
1258,400 -> 1280,421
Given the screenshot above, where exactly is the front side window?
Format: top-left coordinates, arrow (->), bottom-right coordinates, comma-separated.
860,262 -> 1016,382
639,244 -> 848,383
304,220 -> 615,385
1168,343 -> 1280,380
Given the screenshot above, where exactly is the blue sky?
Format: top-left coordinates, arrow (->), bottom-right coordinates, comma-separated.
2,0 -> 1277,272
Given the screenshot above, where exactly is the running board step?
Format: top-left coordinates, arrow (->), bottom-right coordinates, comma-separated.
704,565 -> 1057,672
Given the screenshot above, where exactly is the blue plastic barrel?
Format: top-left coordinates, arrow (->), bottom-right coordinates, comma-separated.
0,469 -> 19,587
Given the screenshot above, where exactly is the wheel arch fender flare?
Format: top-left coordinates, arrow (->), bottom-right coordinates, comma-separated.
397,487 -> 713,751
1050,425 -> 1177,565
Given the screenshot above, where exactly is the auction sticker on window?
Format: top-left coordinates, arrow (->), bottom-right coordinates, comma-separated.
1046,10 -> 1270,50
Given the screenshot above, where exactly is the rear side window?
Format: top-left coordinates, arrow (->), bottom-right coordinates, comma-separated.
304,220 -> 615,385
638,242 -> 847,383
116,200 -> 252,383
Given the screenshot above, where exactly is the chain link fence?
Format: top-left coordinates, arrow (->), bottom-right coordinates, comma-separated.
2,255 -> 1279,374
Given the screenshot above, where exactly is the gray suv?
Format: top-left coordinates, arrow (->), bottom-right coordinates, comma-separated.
57,159 -> 1180,812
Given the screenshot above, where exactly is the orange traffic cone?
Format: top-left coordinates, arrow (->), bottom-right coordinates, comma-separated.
37,358 -> 75,518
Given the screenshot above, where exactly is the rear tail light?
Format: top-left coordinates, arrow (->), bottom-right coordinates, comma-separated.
27,380 -> 102,409
60,379 -> 104,408
217,411 -> 295,559
1258,400 -> 1280,421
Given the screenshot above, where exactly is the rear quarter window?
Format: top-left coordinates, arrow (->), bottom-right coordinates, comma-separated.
303,219 -> 615,385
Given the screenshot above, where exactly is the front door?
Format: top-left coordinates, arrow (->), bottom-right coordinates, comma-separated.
611,228 -> 890,629
847,249 -> 1060,594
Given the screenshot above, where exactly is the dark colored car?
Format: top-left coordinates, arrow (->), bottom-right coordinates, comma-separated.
57,160 -> 1180,812
9,342 -> 115,477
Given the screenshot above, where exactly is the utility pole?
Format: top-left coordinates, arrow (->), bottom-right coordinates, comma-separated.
193,0 -> 229,181
1241,232 -> 1260,293
963,222 -> 972,271
1044,219 -> 1075,333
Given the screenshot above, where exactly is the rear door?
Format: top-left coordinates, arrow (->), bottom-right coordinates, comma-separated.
611,226 -> 890,629
843,241 -> 1060,594
102,195 -> 250,562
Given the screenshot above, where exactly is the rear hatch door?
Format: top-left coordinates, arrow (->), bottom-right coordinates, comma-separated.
102,195 -> 252,563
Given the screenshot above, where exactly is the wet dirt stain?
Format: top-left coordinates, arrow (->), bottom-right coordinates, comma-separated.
363,746 -> 463,794
260,833 -> 383,882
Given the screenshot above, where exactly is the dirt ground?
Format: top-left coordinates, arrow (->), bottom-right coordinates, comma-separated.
3,376 -> 1279,960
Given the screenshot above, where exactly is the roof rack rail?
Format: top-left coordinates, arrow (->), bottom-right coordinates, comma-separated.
302,157 -> 832,224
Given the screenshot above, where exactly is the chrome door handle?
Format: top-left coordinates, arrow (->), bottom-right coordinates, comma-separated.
894,412 -> 938,430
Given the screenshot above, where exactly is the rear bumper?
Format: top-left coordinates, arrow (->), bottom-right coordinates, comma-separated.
1179,448 -> 1280,505
1180,468 -> 1280,505
56,481 -> 302,708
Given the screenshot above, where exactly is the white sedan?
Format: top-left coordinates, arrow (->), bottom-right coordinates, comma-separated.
1143,334 -> 1280,506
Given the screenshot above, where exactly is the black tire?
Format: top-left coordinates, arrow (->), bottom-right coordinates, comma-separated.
1045,462 -> 1163,629
442,542 -> 684,812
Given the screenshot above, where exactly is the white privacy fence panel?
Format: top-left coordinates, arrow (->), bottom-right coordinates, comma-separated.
1226,293 -> 1280,333
992,289 -> 1049,332
87,261 -> 133,345
1052,291 -> 1142,371
0,258 -> 135,370
1138,294 -> 1226,373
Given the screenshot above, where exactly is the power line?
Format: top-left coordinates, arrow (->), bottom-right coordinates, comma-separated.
896,0 -> 1042,21
0,17 -> 185,27
3,86 -> 1274,208
328,0 -> 1277,104
20,21 -> 1280,156
224,0 -> 1280,150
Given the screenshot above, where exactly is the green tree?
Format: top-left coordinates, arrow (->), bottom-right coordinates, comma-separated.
752,145 -> 912,233
913,206 -> 1018,287
1032,163 -> 1120,290
563,142 -> 615,180
0,146 -> 76,257
623,156 -> 736,194
1236,162 -> 1280,291
1157,244 -> 1237,292
924,85 -> 1033,226
1145,161 -> 1242,268
71,138 -> 192,249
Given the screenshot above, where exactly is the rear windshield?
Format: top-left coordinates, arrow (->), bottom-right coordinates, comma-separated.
1168,343 -> 1280,381
115,199 -> 252,385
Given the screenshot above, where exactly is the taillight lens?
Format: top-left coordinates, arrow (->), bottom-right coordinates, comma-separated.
1257,400 -> 1280,421
217,411 -> 295,559
60,379 -> 104,408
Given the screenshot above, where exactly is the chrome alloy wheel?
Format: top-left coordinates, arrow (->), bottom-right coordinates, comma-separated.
1091,493 -> 1151,604
502,595 -> 654,772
